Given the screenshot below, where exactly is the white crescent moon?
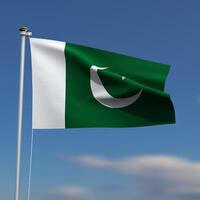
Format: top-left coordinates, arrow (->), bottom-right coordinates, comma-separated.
90,65 -> 142,108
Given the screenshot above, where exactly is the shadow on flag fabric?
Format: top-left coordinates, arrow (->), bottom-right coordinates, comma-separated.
30,38 -> 175,129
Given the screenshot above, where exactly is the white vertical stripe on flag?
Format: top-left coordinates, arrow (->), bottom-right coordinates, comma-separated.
30,38 -> 66,129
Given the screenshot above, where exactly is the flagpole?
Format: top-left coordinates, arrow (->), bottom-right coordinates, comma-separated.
15,27 -> 32,200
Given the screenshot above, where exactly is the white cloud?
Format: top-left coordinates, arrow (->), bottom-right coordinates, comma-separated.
51,185 -> 91,199
72,155 -> 200,198
72,155 -> 112,168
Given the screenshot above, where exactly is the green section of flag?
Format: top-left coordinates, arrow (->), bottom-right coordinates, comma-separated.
65,43 -> 175,128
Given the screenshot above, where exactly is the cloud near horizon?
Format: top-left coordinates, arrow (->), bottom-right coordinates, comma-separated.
50,185 -> 91,200
71,155 -> 200,199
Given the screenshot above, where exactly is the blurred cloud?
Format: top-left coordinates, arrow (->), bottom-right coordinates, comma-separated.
72,155 -> 200,199
50,185 -> 91,200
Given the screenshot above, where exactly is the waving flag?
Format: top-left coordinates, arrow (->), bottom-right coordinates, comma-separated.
30,38 -> 175,129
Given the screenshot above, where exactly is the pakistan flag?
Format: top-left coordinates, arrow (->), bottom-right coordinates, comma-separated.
30,38 -> 175,129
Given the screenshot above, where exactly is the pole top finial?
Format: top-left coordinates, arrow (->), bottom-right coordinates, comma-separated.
19,26 -> 32,36
19,26 -> 29,32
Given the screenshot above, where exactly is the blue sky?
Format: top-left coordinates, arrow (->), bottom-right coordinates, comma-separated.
1,0 -> 200,200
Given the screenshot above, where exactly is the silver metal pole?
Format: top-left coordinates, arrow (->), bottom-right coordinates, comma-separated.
15,27 -> 32,200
